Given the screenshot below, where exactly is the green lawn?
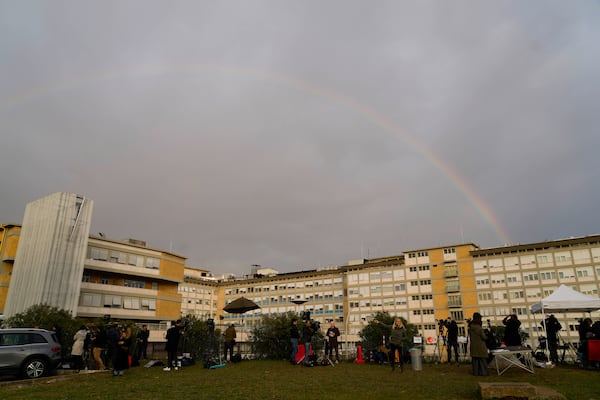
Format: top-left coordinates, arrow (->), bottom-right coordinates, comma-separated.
1,360 -> 598,400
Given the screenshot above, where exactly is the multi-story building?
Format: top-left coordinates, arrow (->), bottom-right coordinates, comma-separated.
2,193 -> 599,360
4,193 -> 93,317
81,236 -> 185,320
0,224 -> 21,313
1,193 -> 185,344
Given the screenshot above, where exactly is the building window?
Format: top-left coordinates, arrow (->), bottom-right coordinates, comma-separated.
146,257 -> 160,269
104,295 -> 121,308
124,279 -> 145,288
90,247 -> 108,261
123,297 -> 140,309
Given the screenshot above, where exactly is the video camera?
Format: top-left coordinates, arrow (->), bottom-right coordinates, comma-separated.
301,311 -> 311,321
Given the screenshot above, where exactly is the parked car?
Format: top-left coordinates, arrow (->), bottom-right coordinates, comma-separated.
0,328 -> 62,379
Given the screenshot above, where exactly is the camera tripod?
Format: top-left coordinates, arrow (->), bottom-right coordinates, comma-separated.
431,323 -> 447,363
433,334 -> 448,363
318,336 -> 335,367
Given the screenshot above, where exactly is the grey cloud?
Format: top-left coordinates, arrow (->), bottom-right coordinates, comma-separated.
1,1 -> 599,275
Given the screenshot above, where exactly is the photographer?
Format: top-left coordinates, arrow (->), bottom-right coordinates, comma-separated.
301,319 -> 316,366
502,314 -> 522,346
542,315 -> 562,364
444,317 -> 459,364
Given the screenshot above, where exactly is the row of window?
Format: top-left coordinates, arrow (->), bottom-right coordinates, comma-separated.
82,275 -> 158,290
79,292 -> 157,310
474,249 -> 600,269
88,247 -> 160,269
476,267 -> 599,286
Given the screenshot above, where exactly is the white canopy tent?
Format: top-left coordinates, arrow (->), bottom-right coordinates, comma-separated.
531,284 -> 600,314
530,284 -> 600,362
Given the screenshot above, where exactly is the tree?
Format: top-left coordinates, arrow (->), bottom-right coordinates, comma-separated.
178,315 -> 221,362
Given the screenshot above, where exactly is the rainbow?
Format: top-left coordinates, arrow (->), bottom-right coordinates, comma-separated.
0,63 -> 511,244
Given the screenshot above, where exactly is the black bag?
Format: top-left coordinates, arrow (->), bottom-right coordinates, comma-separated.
232,353 -> 242,363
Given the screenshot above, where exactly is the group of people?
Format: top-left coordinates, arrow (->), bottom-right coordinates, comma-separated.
70,323 -> 150,376
289,318 -> 340,366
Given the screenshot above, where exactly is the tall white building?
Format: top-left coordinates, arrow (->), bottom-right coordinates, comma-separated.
4,192 -> 93,317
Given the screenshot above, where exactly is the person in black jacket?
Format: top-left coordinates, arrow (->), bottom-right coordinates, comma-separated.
289,318 -> 300,364
502,314 -> 522,346
164,320 -> 183,371
325,321 -> 341,363
301,320 -> 315,366
445,317 -> 460,364
135,324 -> 150,361
542,315 -> 562,364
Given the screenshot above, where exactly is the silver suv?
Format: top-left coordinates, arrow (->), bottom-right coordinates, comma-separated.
0,328 -> 62,379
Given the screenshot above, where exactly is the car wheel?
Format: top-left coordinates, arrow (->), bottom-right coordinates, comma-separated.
22,358 -> 47,379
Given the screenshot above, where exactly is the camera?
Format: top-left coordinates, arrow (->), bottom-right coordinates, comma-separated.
302,311 -> 311,321
311,320 -> 320,331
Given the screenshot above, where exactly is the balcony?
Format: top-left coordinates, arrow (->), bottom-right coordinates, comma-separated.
80,281 -> 157,297
443,266 -> 459,278
445,282 -> 460,293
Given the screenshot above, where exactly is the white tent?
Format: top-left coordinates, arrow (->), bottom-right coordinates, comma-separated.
531,284 -> 600,314
530,284 -> 600,363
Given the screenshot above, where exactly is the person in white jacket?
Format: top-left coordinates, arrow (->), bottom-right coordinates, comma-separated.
71,326 -> 88,372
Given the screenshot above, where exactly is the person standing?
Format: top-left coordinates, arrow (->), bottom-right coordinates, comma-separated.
301,320 -> 314,366
224,324 -> 237,362
374,318 -> 406,372
289,318 -> 300,364
91,326 -> 107,370
543,315 -> 562,364
113,328 -> 131,376
136,324 -> 150,361
325,321 -> 341,363
445,317 -> 460,364
502,314 -> 522,346
469,312 -> 489,376
578,318 -> 594,368
106,323 -> 120,371
164,320 -> 183,371
71,325 -> 88,372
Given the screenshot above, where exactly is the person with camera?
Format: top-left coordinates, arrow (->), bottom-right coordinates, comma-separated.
224,324 -> 237,362
325,321 -> 341,363
373,317 -> 406,372
164,320 -> 183,371
542,315 -> 562,364
445,317 -> 460,364
301,319 -> 315,366
502,314 -> 522,346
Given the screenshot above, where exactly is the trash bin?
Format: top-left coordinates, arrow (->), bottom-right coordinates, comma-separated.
410,348 -> 422,371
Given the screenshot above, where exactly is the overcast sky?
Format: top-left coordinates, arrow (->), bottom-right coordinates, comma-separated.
1,1 -> 599,276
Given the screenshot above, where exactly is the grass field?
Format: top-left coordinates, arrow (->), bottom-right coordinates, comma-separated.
1,360 -> 599,400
